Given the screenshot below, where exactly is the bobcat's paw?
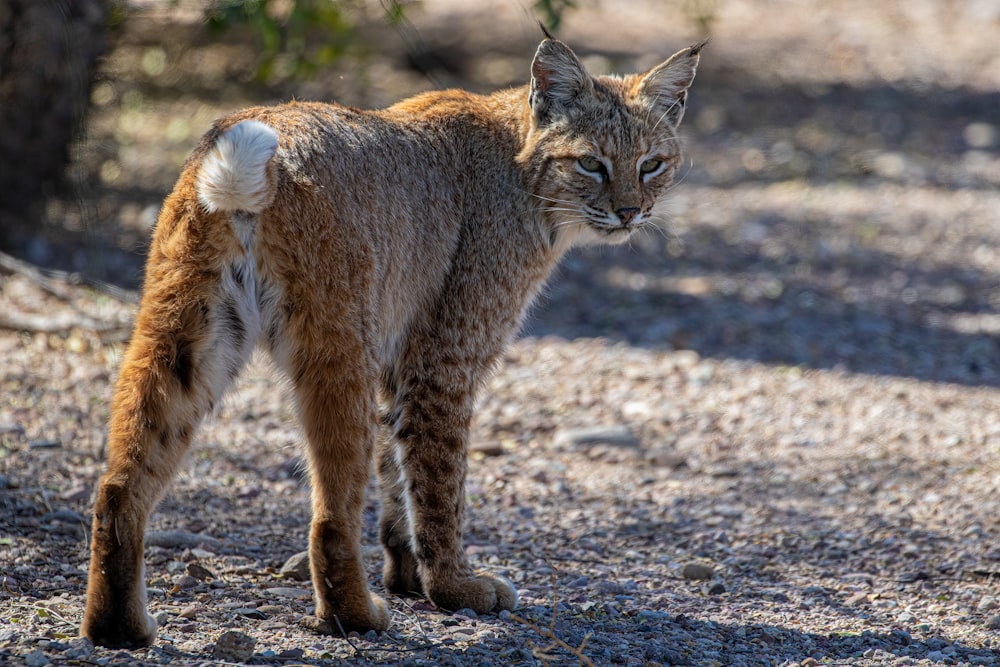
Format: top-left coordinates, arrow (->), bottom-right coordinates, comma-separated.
304,592 -> 390,636
427,572 -> 519,615
81,608 -> 157,649
383,548 -> 422,597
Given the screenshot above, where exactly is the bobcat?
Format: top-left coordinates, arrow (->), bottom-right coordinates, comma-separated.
81,37 -> 701,647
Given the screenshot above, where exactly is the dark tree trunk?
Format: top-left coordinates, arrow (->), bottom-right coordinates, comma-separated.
0,0 -> 109,249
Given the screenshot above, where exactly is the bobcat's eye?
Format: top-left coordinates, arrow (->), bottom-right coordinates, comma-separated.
640,159 -> 664,175
577,156 -> 605,174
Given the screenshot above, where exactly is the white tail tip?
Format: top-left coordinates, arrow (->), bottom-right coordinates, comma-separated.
196,120 -> 279,213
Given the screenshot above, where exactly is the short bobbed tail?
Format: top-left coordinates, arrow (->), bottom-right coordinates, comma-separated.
196,120 -> 279,213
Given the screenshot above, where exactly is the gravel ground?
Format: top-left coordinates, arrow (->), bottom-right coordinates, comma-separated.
2,1 -> 1000,665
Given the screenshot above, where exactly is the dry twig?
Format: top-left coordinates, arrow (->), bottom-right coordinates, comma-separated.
509,570 -> 595,667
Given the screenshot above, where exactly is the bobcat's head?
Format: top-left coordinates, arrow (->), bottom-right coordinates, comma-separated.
523,38 -> 702,248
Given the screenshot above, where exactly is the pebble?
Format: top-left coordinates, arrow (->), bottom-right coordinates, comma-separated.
265,586 -> 311,599
177,604 -> 202,619
845,592 -> 869,607
280,551 -> 312,581
986,615 -> 1000,630
24,649 -> 49,667
212,630 -> 256,662
977,596 -> 999,611
146,530 -> 222,550
681,562 -> 715,580
185,562 -> 214,580
553,425 -> 640,449
61,638 -> 92,658
469,440 -> 505,456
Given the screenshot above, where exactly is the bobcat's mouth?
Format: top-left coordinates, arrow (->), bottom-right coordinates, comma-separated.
585,220 -> 640,244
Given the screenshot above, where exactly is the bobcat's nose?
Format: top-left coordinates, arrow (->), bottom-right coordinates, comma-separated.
616,207 -> 641,224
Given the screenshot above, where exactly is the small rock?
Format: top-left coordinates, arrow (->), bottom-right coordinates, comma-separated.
281,551 -> 311,581
469,440 -> 505,457
235,607 -> 268,620
172,574 -> 199,589
257,605 -> 285,615
265,586 -> 311,599
154,611 -> 170,627
890,629 -> 911,645
177,605 -> 202,619
146,531 -> 222,550
680,562 -> 714,581
707,582 -> 726,595
645,448 -> 688,468
278,648 -> 305,660
453,608 -> 478,619
986,615 -> 1000,630
977,596 -> 999,611
0,423 -> 25,437
553,426 -> 640,450
212,630 -> 256,662
64,637 -> 93,660
844,592 -> 869,607
59,486 -> 90,503
596,580 -> 625,594
185,562 -> 214,581
24,649 -> 49,667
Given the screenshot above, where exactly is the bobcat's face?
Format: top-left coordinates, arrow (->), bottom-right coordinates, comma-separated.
537,103 -> 684,246
524,40 -> 700,248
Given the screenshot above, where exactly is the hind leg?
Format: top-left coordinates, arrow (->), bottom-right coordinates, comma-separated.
82,240 -> 258,648
289,337 -> 389,635
375,432 -> 421,597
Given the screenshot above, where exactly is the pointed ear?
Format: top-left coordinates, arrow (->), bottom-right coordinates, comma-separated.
636,41 -> 704,127
529,39 -> 593,123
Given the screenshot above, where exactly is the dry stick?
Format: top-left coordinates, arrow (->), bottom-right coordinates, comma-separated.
0,249 -> 138,304
509,570 -> 595,667
0,250 -> 73,301
0,309 -> 123,334
0,250 -> 135,334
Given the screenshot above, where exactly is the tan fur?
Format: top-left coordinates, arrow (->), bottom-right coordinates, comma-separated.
80,38 -> 701,647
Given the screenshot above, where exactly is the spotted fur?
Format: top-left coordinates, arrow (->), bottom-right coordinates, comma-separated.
81,38 -> 701,648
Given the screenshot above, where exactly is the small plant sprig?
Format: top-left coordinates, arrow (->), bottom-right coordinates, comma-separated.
509,570 -> 594,667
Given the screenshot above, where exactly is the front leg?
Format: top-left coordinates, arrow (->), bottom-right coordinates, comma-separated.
394,382 -> 518,614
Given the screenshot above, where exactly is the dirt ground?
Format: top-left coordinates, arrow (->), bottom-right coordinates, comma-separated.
2,1 -> 1000,665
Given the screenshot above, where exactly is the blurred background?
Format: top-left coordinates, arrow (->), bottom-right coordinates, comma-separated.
1,0 -> 998,384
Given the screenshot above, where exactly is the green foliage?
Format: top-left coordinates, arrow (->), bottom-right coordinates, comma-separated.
534,0 -> 576,31
682,0 -> 721,35
533,0 -> 721,37
206,0 -> 363,80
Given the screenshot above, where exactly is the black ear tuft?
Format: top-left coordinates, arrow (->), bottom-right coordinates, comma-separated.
636,43 -> 702,127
